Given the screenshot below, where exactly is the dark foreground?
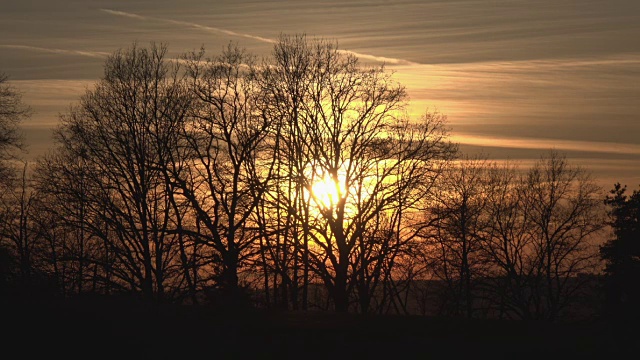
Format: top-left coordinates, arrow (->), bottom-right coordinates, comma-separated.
2,295 -> 636,359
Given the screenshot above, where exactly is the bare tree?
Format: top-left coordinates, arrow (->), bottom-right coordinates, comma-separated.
0,73 -> 28,178
41,43 -> 196,303
520,150 -> 604,320
478,161 -> 533,319
254,34 -> 318,310
425,156 -> 495,318
174,43 -> 276,304
482,151 -> 605,320
33,145 -> 114,297
0,163 -> 39,287
0,72 -> 30,289
259,35 -> 455,312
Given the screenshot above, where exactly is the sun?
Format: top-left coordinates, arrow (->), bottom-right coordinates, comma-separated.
310,173 -> 345,209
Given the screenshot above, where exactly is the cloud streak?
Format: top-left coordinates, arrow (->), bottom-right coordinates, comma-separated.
99,8 -> 417,65
337,49 -> 418,66
100,8 -> 275,43
98,9 -> 146,20
0,44 -> 109,58
451,133 -> 640,156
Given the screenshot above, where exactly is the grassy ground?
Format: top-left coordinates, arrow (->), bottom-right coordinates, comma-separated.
2,295 -> 636,359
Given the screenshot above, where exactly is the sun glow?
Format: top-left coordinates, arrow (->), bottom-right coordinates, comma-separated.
310,173 -> 346,209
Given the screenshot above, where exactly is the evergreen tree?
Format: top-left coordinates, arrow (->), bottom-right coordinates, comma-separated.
601,183 -> 640,317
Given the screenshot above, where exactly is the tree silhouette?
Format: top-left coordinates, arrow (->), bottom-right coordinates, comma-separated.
417,152 -> 605,320
427,156 -> 494,318
0,39 -> 609,323
0,163 -> 40,292
520,151 -> 604,320
481,151 -> 604,320
37,43 -> 195,303
173,43 -> 275,305
0,73 -> 31,295
601,183 -> 640,317
0,72 -> 28,179
257,35 -> 455,312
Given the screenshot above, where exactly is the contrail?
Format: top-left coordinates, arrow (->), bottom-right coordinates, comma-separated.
337,49 -> 418,66
99,9 -> 145,20
0,44 -> 109,58
100,8 -> 275,44
0,44 -> 235,67
100,8 -> 418,65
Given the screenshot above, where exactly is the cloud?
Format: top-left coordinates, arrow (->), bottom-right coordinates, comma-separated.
0,44 -> 109,58
451,133 -> 640,156
337,50 -> 418,66
12,79 -> 94,122
99,9 -> 146,20
100,8 -> 276,44
99,8 -> 418,66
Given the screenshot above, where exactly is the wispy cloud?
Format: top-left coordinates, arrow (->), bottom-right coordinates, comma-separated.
99,8 -> 418,65
451,133 -> 640,156
0,44 -> 109,58
391,54 -> 640,80
100,8 -> 275,44
0,43 -> 205,67
99,9 -> 146,20
337,50 -> 418,66
163,18 -> 276,44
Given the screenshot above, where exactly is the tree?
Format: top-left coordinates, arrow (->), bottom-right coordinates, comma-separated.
258,35 -> 455,312
0,163 -> 39,289
426,156 -> 494,318
39,43 -> 196,303
481,151 -> 605,320
600,183 -> 640,317
175,43 -> 275,304
34,146 -> 114,297
478,160 -> 533,319
0,73 -> 30,293
522,151 -> 604,320
0,73 -> 28,178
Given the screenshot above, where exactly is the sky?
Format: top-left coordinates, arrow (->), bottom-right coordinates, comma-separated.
1,0 -> 639,191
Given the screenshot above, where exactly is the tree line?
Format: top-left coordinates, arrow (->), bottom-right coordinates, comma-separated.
0,35 -> 637,321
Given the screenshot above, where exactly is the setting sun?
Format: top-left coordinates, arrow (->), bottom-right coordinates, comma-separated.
310,173 -> 346,209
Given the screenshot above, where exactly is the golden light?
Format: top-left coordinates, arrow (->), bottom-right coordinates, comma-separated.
310,173 -> 346,209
